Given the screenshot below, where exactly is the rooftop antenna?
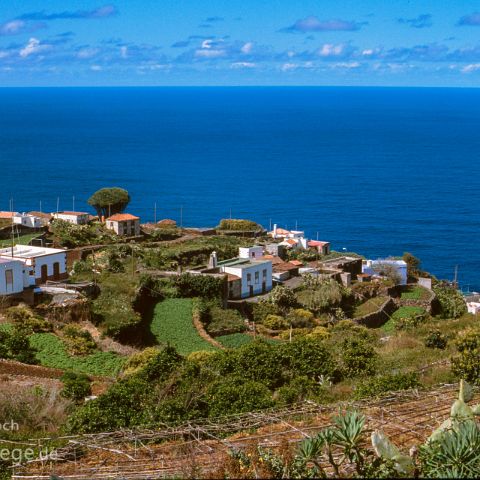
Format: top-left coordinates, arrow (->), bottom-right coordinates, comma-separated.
39,200 -> 42,213
154,202 -> 157,224
269,218 -> 272,231
454,265 -> 458,287
56,197 -> 60,214
72,196 -> 75,212
316,232 -> 319,241
295,220 -> 298,230
229,208 -> 232,220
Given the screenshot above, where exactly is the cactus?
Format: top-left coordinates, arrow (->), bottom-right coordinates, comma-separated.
371,431 -> 414,475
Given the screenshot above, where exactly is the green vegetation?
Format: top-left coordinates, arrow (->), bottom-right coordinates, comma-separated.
150,298 -> 216,355
217,218 -> 261,231
382,306 -> 426,333
354,372 -> 420,399
353,296 -> 388,318
451,329 -> 480,385
400,285 -> 430,300
433,282 -> 467,319
30,333 -> 125,376
0,232 -> 42,247
87,186 -> 130,218
0,325 -> 38,364
50,219 -> 118,248
216,333 -> 254,348
61,371 -> 92,401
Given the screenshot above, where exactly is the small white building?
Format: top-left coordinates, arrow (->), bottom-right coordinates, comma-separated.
106,213 -> 140,236
53,211 -> 90,225
209,249 -> 273,299
269,224 -> 305,240
239,246 -> 264,260
0,245 -> 68,285
13,213 -> 43,229
362,259 -> 408,285
467,301 -> 480,315
0,258 -> 30,295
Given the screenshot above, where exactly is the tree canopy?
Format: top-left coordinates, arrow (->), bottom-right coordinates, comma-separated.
87,187 -> 131,219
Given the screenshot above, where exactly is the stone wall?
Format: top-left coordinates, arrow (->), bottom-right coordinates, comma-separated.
354,297 -> 397,328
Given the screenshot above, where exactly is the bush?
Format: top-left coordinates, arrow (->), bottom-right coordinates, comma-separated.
269,286 -> 297,313
287,308 -> 315,328
278,328 -> 310,340
451,329 -> 480,385
61,371 -> 92,401
5,305 -> 52,334
275,376 -> 318,406
174,273 -> 225,299
433,283 -> 467,319
0,328 -> 38,364
204,306 -> 246,336
253,300 -> 279,324
122,347 -> 161,376
62,325 -> 97,356
263,314 -> 289,330
307,326 -> 330,341
217,219 -> 261,231
354,372 -> 420,399
341,338 -> 377,378
207,377 -> 274,416
424,330 -> 448,349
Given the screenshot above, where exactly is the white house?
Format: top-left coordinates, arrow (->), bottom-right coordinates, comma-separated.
106,213 -> 141,236
269,224 -> 305,240
0,258 -> 30,295
53,211 -> 90,225
362,259 -> 408,285
239,246 -> 264,259
467,301 -> 480,315
0,245 -> 68,285
209,249 -> 273,299
13,213 -> 43,229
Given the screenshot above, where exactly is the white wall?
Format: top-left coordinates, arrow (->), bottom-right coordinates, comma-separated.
53,213 -> 88,225
223,262 -> 272,298
0,260 -> 25,295
239,246 -> 263,259
13,215 -> 42,228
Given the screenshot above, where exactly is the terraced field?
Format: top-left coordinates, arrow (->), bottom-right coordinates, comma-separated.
150,298 -> 216,355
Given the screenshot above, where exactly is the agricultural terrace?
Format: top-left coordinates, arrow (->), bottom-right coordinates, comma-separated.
30,333 -> 125,377
353,296 -> 389,318
150,298 -> 216,355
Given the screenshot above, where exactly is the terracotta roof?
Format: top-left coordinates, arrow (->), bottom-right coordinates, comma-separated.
27,211 -> 52,219
275,228 -> 291,235
273,262 -> 299,273
260,255 -> 285,266
0,211 -> 17,219
308,240 -> 330,247
107,213 -> 140,222
226,273 -> 241,282
285,239 -> 297,246
289,260 -> 303,266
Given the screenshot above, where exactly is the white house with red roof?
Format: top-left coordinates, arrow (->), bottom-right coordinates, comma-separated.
106,213 -> 140,236
0,257 -> 31,295
308,240 -> 331,256
53,211 -> 90,225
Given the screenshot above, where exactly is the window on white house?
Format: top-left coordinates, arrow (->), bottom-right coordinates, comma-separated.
247,273 -> 252,284
263,269 -> 267,278
255,271 -> 259,284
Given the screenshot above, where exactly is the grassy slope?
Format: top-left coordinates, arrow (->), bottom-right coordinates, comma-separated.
353,296 -> 389,318
150,298 -> 216,355
216,333 -> 254,348
29,333 -> 125,377
0,232 -> 42,247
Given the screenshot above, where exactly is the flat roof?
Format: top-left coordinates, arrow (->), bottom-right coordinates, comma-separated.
0,245 -> 66,259
219,257 -> 271,269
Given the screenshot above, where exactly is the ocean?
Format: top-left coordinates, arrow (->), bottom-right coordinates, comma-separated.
1,87 -> 479,290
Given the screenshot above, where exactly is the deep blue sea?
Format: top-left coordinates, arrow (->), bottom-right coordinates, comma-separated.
1,87 -> 479,290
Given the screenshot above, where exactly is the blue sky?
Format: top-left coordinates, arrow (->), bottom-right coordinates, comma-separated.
2,1 -> 480,86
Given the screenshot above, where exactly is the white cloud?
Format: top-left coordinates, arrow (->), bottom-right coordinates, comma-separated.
0,20 -> 25,35
331,61 -> 361,69
120,46 -> 128,58
77,48 -> 99,59
240,42 -> 253,54
90,65 -> 102,71
195,48 -> 225,58
230,61 -> 256,69
19,37 -> 50,58
318,43 -> 346,57
461,63 -> 480,73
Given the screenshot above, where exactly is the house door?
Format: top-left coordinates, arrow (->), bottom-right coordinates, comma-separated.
40,264 -> 48,283
53,262 -> 60,280
262,282 -> 266,294
249,285 -> 254,297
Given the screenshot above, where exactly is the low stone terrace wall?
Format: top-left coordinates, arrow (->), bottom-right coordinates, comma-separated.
354,297 -> 397,328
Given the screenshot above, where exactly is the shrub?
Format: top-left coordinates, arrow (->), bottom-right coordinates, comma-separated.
263,314 -> 289,330
269,286 -> 297,313
451,329 -> 480,385
433,283 -> 467,319
61,371 -> 92,402
5,305 -> 52,334
174,273 -> 225,299
62,325 -> 97,356
275,376 -> 318,406
122,347 -> 161,376
424,330 -> 448,349
204,306 -> 246,336
207,377 -> 274,416
287,308 -> 315,328
0,328 -> 38,364
307,326 -> 330,341
88,187 -> 130,219
217,219 -> 261,231
341,338 -> 377,378
278,328 -> 310,340
253,300 -> 279,324
354,372 -> 420,399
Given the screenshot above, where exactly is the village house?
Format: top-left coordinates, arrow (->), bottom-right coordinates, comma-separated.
0,258 -> 31,295
318,256 -> 363,280
268,224 -> 305,240
53,211 -> 90,225
0,245 -> 68,285
106,213 -> 141,236
13,213 -> 44,229
308,240 -> 331,256
205,249 -> 273,299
